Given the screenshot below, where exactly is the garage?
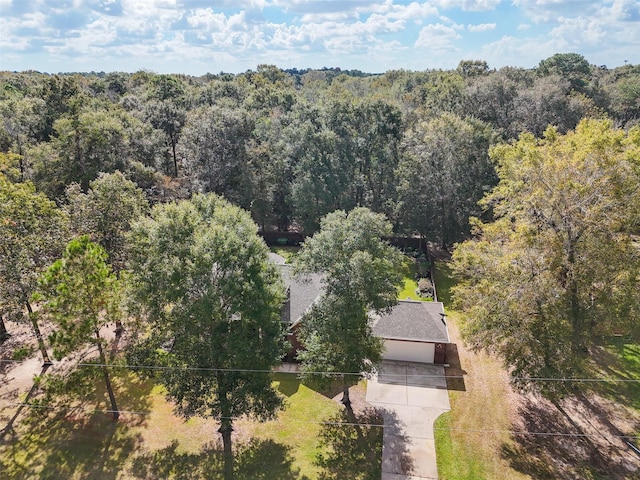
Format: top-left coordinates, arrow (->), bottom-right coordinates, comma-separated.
382,338 -> 436,364
372,300 -> 449,365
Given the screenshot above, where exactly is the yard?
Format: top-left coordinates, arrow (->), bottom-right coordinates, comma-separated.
271,245 -> 432,301
0,329 -> 377,479
433,263 -> 640,480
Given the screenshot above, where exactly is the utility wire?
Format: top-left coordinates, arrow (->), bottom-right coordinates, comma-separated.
5,401 -> 640,441
1,358 -> 639,383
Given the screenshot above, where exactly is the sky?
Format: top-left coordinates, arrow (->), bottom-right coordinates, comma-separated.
0,0 -> 638,75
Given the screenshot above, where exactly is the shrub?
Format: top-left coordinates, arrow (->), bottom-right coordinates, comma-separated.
416,277 -> 434,298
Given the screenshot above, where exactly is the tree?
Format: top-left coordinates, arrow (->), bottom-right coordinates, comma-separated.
512,75 -> 589,137
144,99 -> 186,177
0,312 -> 8,343
293,208 -> 403,412
126,193 -> 286,478
178,106 -> 255,208
397,113 -> 496,248
36,236 -> 121,420
0,95 -> 46,176
538,53 -> 592,92
0,174 -> 69,364
452,119 -> 640,395
462,70 -> 520,139
65,171 -> 149,272
457,59 -> 490,78
51,107 -> 129,190
289,108 -> 352,233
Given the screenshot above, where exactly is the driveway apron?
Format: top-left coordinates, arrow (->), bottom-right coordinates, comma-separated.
366,361 -> 450,480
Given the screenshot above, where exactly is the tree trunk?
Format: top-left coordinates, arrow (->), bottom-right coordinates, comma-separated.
217,377 -> 234,480
171,138 -> 178,177
114,320 -> 124,339
25,301 -> 51,365
341,376 -> 365,443
565,239 -> 588,357
96,329 -> 119,421
341,377 -> 353,413
218,419 -> 234,480
0,314 -> 9,342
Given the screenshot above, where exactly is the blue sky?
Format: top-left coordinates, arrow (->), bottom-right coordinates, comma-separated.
1,1 -> 638,74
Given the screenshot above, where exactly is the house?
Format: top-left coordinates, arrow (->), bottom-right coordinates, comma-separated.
371,300 -> 449,364
270,252 -> 449,365
270,253 -> 325,361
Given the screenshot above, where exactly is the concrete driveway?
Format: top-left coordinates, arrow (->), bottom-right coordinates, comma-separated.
366,361 -> 450,480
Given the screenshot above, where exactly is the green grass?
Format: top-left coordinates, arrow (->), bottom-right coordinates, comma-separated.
10,345 -> 34,361
431,262 -> 531,480
398,256 -> 432,301
248,373 -> 341,477
433,261 -> 455,305
435,412 -> 488,480
594,337 -> 640,413
0,369 -> 343,479
269,245 -> 299,263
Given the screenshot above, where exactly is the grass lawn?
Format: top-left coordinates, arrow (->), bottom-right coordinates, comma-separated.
598,338 -> 640,411
432,262 -> 531,480
269,245 -> 299,263
0,369 -> 344,479
398,256 -> 432,301
433,261 -> 640,480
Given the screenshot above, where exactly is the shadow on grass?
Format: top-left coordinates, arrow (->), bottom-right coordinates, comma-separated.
433,262 -> 455,307
315,407 -> 386,480
300,375 -> 359,401
274,372 -> 301,397
501,337 -> 640,480
501,395 -> 632,480
131,438 -> 308,480
590,339 -> 640,411
444,342 -> 466,392
0,367 -> 154,480
1,410 -> 144,480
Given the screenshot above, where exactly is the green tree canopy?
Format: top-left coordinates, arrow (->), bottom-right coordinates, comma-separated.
126,193 -> 286,477
0,173 -> 69,362
538,53 -> 592,92
37,235 -> 122,419
397,113 -> 496,248
293,207 -> 403,410
65,171 -> 149,272
452,119 -> 640,396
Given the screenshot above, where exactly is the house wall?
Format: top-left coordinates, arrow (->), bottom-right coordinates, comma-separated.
382,339 -> 435,364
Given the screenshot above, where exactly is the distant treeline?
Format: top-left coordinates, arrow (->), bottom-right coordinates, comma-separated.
2,53 -> 638,247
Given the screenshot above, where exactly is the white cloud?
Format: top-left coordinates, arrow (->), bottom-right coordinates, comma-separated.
467,22 -> 496,32
478,35 -> 551,68
512,0 -> 599,23
187,8 -> 247,32
548,16 -> 607,47
432,0 -> 501,12
415,22 -> 462,53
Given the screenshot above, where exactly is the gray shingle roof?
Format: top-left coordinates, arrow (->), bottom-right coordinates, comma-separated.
372,300 -> 449,343
278,265 -> 324,325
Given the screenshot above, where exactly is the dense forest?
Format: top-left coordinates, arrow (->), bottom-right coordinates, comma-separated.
2,53 -> 640,479
2,53 -> 639,248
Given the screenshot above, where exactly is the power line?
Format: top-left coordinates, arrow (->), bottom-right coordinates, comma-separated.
1,358 -> 639,383
4,401 -> 640,441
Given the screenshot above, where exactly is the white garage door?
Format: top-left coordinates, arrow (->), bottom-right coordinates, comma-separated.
383,340 -> 434,364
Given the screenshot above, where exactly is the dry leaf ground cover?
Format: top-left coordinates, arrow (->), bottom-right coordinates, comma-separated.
0,320 -> 378,479
433,262 -> 640,480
